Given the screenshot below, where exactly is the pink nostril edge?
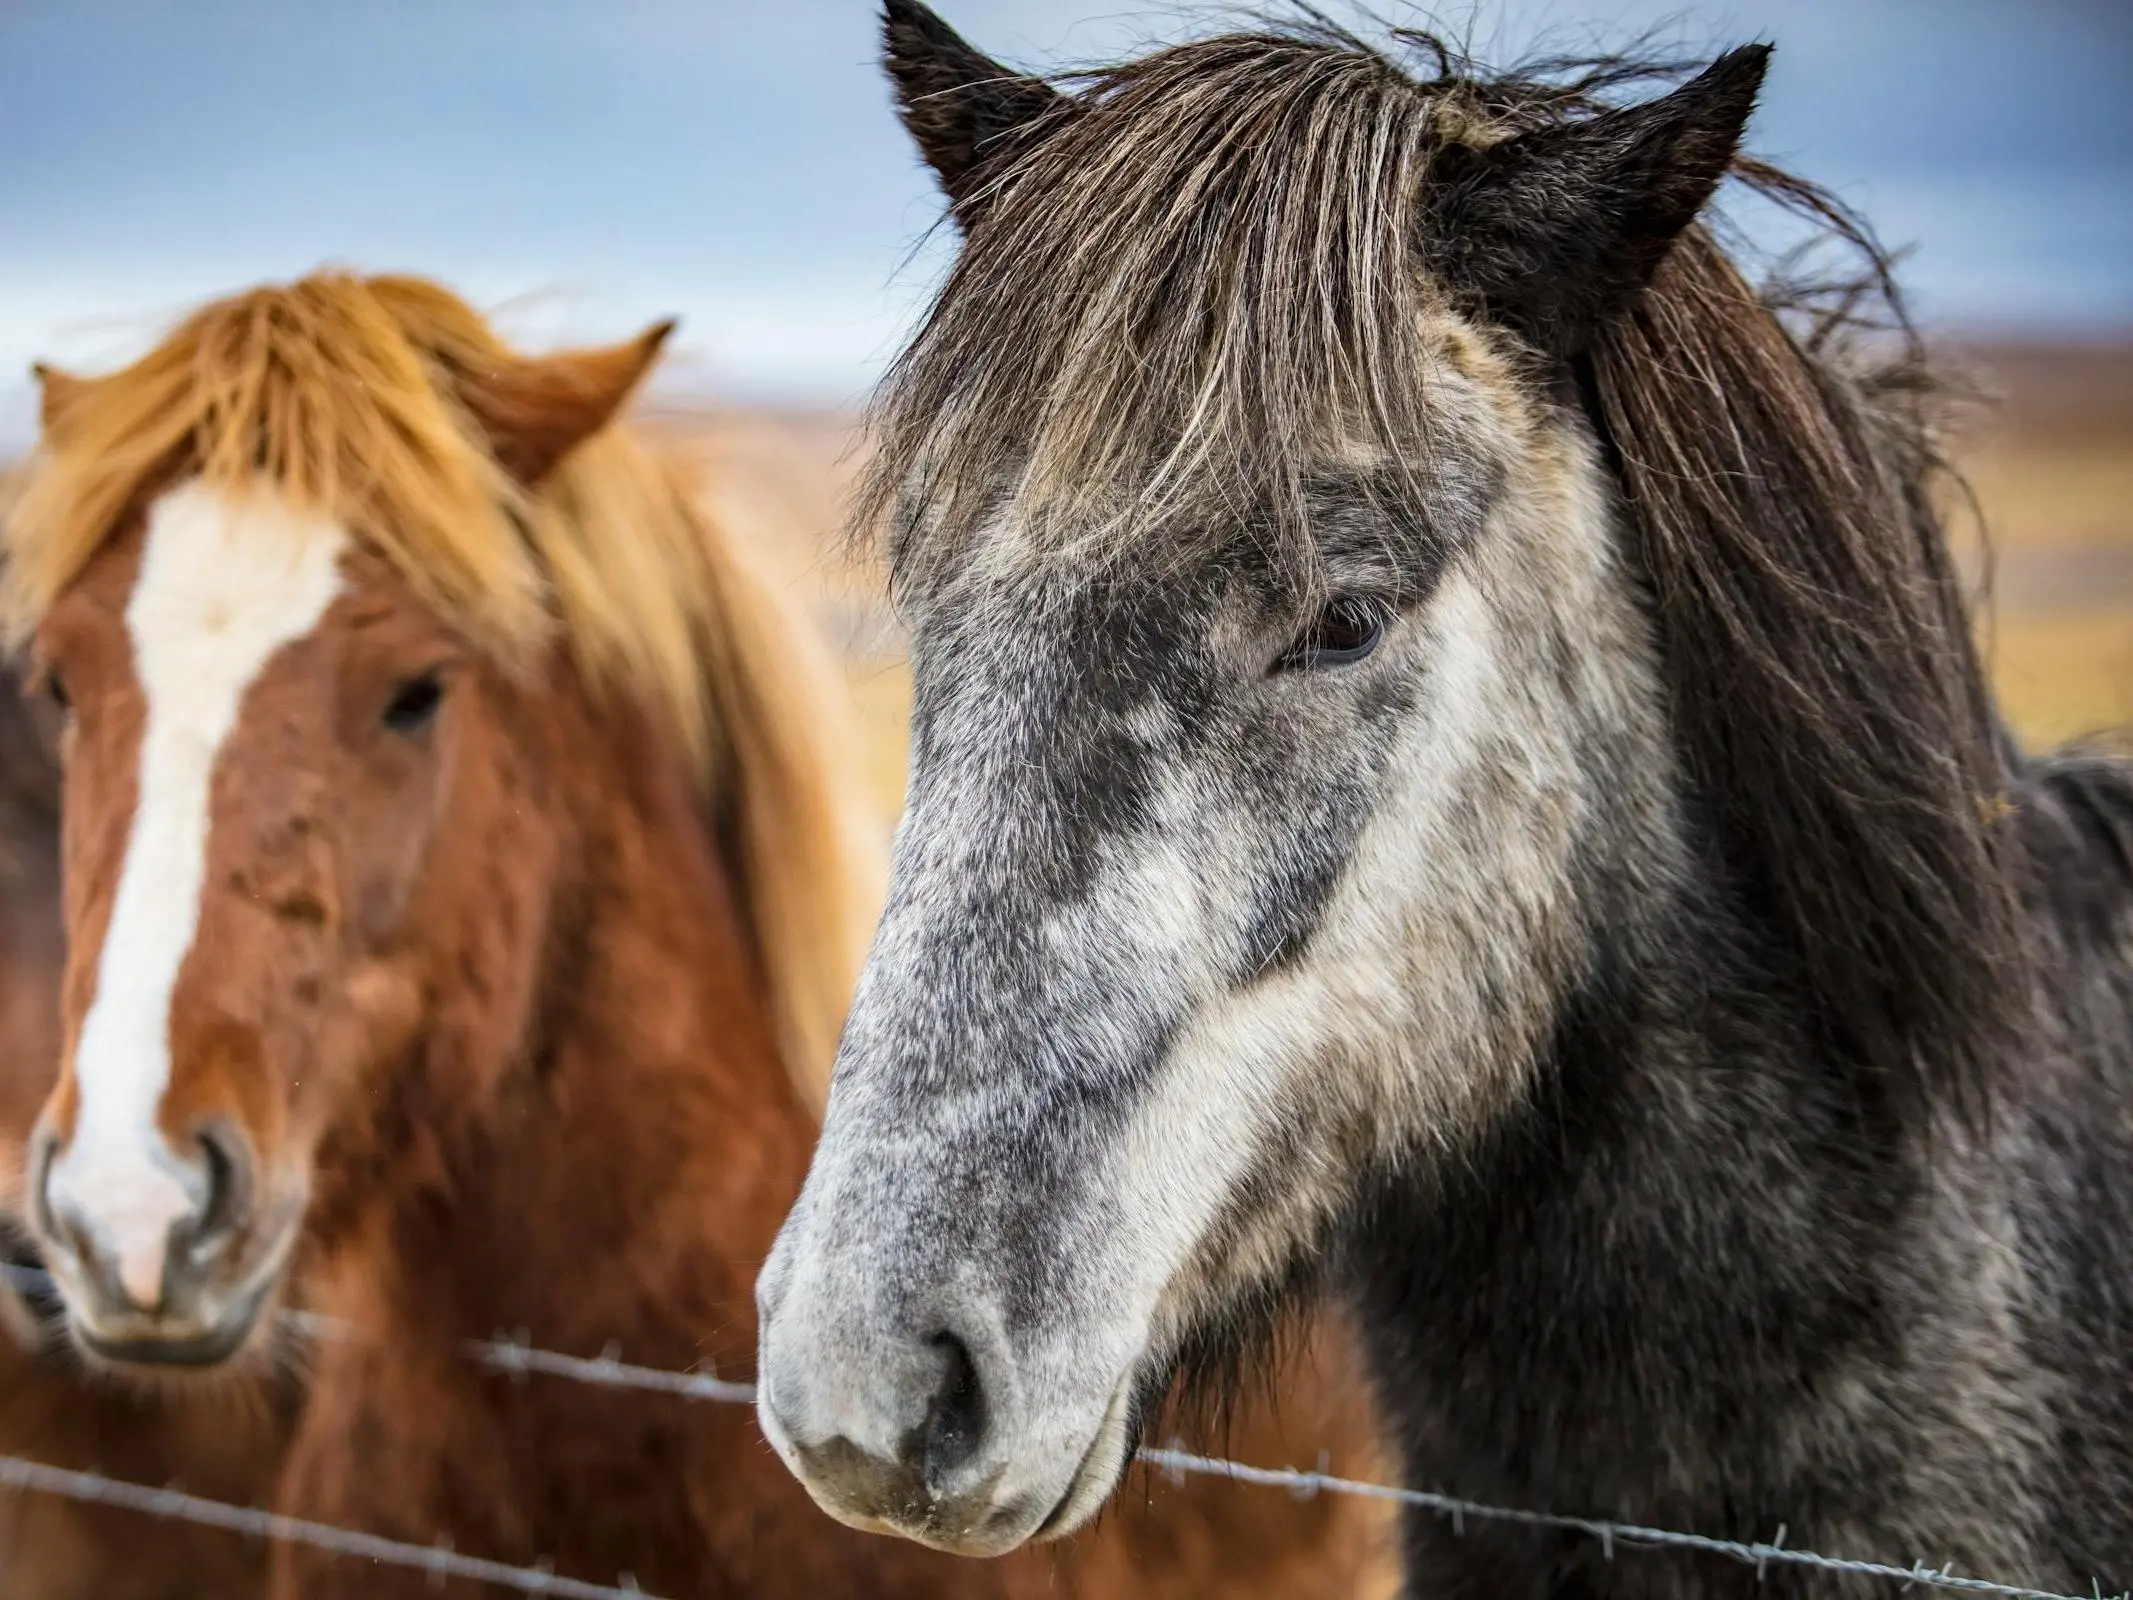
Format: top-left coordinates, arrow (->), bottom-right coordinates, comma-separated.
113,1228 -> 173,1309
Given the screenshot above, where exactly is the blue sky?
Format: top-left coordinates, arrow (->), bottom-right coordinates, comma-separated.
1,0 -> 2127,443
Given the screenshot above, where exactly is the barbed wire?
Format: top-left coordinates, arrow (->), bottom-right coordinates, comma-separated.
2,1261 -> 2123,1599
284,1309 -> 758,1405
0,1453 -> 667,1599
1,1263 -> 752,1405
1138,1449 -> 2126,1600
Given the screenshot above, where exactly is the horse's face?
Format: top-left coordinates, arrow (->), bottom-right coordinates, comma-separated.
760,3 -> 1765,1556
763,337 -> 1640,1554
29,480 -> 482,1368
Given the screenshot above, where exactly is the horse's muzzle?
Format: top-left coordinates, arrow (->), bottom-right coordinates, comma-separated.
31,1120 -> 290,1372
755,1245 -> 1143,1557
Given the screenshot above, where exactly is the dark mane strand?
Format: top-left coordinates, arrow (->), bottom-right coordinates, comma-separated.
861,22 -> 1456,589
1588,221 -> 2027,1124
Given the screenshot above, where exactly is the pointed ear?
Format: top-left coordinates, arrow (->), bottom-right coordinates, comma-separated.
31,362 -> 93,445
1424,45 -> 1771,355
456,319 -> 675,485
882,0 -> 1070,225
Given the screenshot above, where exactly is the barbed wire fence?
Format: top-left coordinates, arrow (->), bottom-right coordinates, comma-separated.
1,1263 -> 2123,1600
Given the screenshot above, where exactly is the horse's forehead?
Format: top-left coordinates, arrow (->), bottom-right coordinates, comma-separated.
124,481 -> 350,672
898,306 -> 1525,604
77,477 -> 352,853
41,482 -> 357,743
105,475 -> 351,814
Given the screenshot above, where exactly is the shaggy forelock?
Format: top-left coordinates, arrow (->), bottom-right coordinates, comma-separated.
858,24 -> 1768,596
861,25 -> 1476,592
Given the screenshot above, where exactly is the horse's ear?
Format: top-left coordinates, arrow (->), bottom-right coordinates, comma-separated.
32,363 -> 93,445
882,0 -> 1071,226
458,320 -> 676,486
1425,45 -> 1771,356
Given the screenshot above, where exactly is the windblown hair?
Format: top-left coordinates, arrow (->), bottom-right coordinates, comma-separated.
2,274 -> 882,1102
866,24 -> 2030,1115
862,27 -> 1450,577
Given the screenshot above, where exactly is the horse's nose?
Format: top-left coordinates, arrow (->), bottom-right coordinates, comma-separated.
36,1118 -> 251,1319
761,1321 -> 1013,1541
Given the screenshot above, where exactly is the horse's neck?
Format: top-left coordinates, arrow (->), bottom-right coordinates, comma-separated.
340,702 -> 817,1365
1345,753 -> 2006,1516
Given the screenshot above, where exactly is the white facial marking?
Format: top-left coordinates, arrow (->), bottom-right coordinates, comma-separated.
51,480 -> 346,1311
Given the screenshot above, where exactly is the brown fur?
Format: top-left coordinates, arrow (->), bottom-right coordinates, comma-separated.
0,668 -> 297,1599
9,275 -> 881,1104
4,274 -> 1392,1595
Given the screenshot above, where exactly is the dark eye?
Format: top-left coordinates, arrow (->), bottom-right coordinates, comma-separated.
43,671 -> 70,715
382,672 -> 445,735
1274,598 -> 1386,672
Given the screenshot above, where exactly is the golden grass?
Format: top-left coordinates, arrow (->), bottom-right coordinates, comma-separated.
1959,348 -> 2133,755
842,658 -> 917,816
1966,443 -> 2133,552
1985,610 -> 2133,750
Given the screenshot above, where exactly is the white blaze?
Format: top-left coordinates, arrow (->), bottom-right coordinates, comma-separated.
50,480 -> 346,1311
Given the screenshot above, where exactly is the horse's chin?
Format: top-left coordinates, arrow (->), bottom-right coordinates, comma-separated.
56,1209 -> 303,1392
66,1272 -> 282,1388
1028,1367 -> 1143,1544
766,1359 -> 1145,1560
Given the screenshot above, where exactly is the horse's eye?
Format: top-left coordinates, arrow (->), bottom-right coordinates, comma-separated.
43,671 -> 71,715
1274,598 -> 1386,672
382,672 -> 445,735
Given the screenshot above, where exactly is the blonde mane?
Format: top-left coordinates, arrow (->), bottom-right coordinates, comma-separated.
1,272 -> 880,1108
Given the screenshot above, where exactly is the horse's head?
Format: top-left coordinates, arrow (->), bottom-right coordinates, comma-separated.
7,277 -> 674,1370
765,4 -> 2008,1560
761,9 -> 1771,1551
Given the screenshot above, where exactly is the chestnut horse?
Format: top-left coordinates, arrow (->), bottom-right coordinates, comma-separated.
2,274 -> 1388,1596
0,664 -> 295,1600
0,666 -> 1388,1600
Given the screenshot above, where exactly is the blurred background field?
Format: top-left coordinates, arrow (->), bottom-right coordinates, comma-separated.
4,0 -> 2126,808
1958,344 -> 2133,746
660,335 -> 2133,818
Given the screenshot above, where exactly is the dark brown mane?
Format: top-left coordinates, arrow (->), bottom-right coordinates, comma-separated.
1591,223 -> 2025,1123
866,22 -> 2029,1116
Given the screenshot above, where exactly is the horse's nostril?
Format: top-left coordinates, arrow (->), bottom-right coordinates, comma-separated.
29,1131 -> 61,1242
921,1330 -> 989,1489
189,1122 -> 252,1256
